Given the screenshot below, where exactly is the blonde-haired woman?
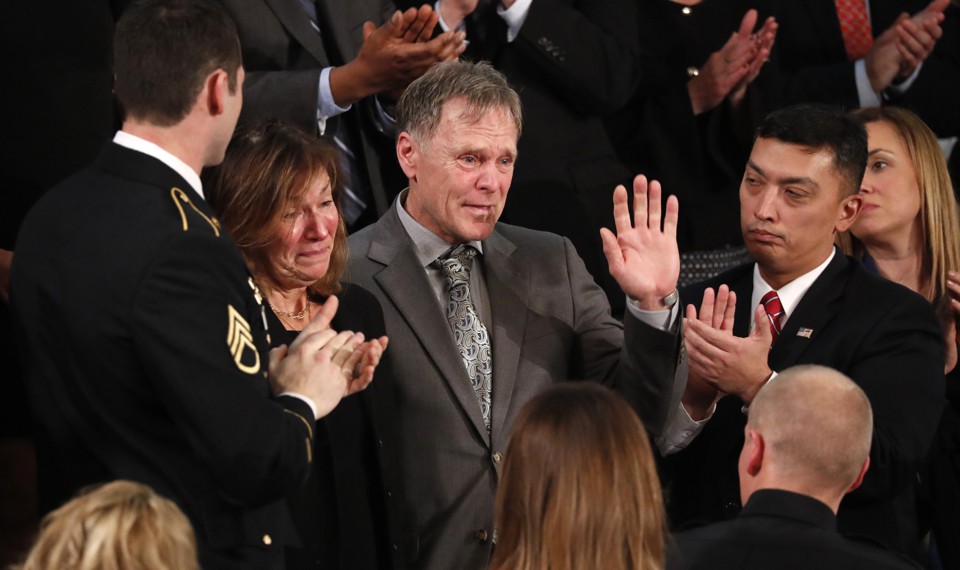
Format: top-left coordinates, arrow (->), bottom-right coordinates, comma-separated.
841,106 -> 960,568
13,480 -> 198,570
490,383 -> 666,570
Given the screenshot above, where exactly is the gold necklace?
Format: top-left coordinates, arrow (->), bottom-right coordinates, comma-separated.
268,294 -> 310,320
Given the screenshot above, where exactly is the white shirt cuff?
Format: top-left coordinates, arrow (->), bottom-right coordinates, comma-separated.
279,392 -> 320,420
657,401 -> 715,455
498,0 -> 533,42
887,61 -> 923,95
435,1 -> 465,33
626,295 -> 679,332
317,66 -> 352,135
854,59 -> 883,108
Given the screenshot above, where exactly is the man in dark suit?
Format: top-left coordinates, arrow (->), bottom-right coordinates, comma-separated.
9,2 -> 378,568
215,0 -> 465,230
769,0 -> 958,136
661,104 -> 944,557
347,60 -> 684,570
675,365 -> 919,570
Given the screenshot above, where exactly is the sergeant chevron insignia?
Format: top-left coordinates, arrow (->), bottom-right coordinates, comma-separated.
227,304 -> 260,374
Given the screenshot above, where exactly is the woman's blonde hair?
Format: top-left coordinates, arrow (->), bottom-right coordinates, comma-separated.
13,480 -> 198,570
205,120 -> 348,298
841,106 -> 960,302
490,383 -> 666,570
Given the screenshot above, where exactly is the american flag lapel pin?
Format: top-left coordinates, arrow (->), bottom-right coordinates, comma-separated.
796,327 -> 814,339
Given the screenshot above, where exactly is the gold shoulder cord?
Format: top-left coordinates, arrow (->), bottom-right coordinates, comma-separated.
170,187 -> 221,236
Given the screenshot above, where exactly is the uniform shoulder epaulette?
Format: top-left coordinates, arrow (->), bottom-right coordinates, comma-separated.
169,187 -> 221,236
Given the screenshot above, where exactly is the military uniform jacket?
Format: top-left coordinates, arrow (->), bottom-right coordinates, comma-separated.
10,142 -> 316,570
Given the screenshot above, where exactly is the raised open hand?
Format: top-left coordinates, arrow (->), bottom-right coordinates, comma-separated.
600,175 -> 680,310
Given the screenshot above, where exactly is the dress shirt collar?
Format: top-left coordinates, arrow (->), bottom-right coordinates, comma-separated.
395,188 -> 484,266
751,247 -> 836,328
113,131 -> 204,198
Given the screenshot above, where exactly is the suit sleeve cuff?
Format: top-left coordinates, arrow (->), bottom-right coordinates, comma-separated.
657,401 -> 714,455
278,391 -> 319,420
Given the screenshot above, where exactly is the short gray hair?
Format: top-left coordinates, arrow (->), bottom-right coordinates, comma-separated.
396,60 -> 523,144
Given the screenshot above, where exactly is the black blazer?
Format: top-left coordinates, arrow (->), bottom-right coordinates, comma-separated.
606,0 -> 774,252
11,143 -> 316,570
673,489 -> 921,570
266,284 -> 404,570
460,0 -> 641,313
666,253 -> 945,556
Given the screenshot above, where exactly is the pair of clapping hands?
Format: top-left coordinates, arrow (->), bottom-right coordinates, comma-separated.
268,297 -> 388,420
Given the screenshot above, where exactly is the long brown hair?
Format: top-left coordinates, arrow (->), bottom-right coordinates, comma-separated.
490,384 -> 666,570
205,120 -> 348,297
841,107 -> 960,302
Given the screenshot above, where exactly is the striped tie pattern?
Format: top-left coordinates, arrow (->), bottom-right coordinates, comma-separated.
835,0 -> 874,61
298,0 -> 369,226
760,290 -> 784,346
436,245 -> 493,431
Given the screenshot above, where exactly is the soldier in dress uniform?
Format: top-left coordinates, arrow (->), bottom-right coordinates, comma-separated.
8,1 -> 382,569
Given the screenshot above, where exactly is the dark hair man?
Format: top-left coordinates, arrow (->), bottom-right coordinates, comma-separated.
661,104 -> 944,558
10,1 -> 380,568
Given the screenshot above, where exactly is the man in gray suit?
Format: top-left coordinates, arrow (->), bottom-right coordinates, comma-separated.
347,60 -> 685,570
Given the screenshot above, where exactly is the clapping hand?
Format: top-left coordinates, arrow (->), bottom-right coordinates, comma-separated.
684,302 -> 773,404
682,286 -> 736,419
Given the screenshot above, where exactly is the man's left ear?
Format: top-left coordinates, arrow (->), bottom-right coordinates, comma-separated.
835,193 -> 862,233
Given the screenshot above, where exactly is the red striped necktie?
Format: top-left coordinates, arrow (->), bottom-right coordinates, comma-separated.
761,290 -> 785,346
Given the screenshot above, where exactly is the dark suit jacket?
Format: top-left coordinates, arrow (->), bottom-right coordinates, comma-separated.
216,0 -> 401,222
460,0 -> 641,313
673,489 -> 921,570
346,201 -> 682,570
10,143 -> 317,570
606,0 -> 774,252
266,284 -> 404,570
768,0 -> 960,136
666,254 -> 945,556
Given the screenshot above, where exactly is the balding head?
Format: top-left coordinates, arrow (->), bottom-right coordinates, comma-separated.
739,365 -> 873,510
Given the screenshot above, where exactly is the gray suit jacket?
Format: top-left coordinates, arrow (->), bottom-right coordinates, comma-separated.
216,0 -> 396,215
346,202 -> 682,570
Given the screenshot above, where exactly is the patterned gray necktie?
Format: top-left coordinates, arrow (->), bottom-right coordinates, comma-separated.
436,245 -> 493,431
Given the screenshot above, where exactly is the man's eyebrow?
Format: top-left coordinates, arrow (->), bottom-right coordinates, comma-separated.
746,160 -> 819,188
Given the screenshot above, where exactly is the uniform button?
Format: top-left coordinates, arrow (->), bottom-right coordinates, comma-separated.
681,6 -> 692,15
378,439 -> 383,448
721,501 -> 740,519
475,529 -> 489,543
492,451 -> 503,464
393,544 -> 399,551
262,533 -> 273,546
386,489 -> 393,498
687,66 -> 699,78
